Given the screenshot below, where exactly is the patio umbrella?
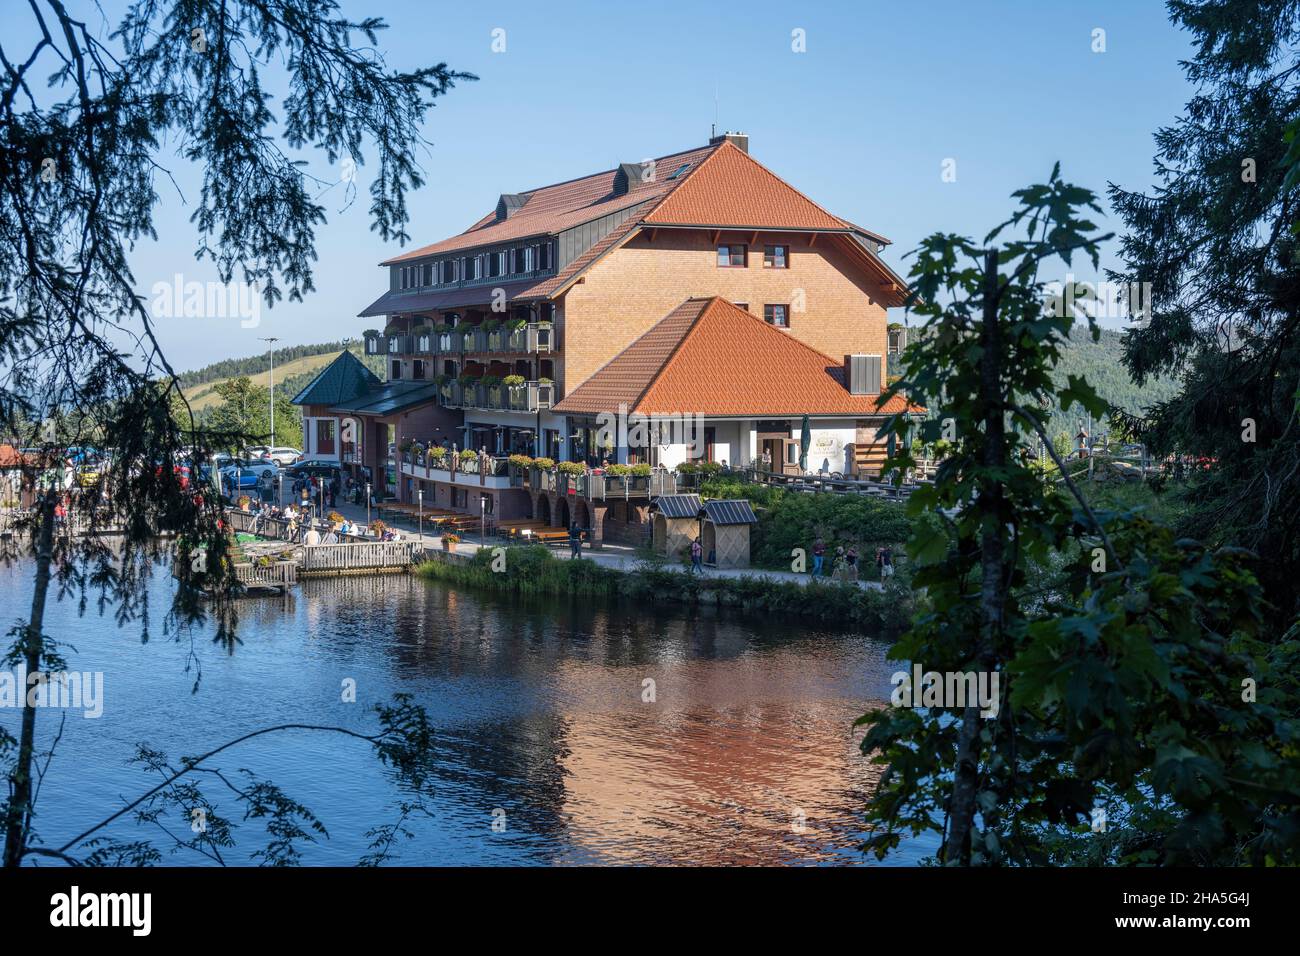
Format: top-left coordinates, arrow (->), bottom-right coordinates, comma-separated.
798,415 -> 811,472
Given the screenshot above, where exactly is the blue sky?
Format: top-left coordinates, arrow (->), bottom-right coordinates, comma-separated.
70,0 -> 1199,370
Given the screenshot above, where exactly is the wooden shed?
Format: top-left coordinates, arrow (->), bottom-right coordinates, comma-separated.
648,494 -> 702,560
697,499 -> 758,569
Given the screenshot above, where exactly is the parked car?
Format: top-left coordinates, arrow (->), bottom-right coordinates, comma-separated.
264,447 -> 303,466
242,446 -> 270,460
217,459 -> 278,496
284,461 -> 342,483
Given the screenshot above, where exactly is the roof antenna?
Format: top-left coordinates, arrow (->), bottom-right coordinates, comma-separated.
712,82 -> 718,140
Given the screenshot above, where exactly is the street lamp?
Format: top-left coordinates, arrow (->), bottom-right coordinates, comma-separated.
417,486 -> 424,541
261,336 -> 279,450
365,481 -> 371,528
480,495 -> 486,547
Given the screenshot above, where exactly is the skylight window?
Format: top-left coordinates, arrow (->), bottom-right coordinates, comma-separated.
666,163 -> 691,180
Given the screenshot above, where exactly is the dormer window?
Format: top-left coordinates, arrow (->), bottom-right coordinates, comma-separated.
496,193 -> 528,220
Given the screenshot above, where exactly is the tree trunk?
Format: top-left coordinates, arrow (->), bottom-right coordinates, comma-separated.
3,493 -> 56,868
945,249 -> 1007,864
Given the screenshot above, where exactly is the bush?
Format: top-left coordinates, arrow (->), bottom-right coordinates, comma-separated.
696,476 -> 916,570
532,457 -> 556,470
502,374 -> 526,387
557,461 -> 584,475
508,454 -> 534,468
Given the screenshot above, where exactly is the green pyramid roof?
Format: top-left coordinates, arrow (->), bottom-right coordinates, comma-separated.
291,351 -> 382,407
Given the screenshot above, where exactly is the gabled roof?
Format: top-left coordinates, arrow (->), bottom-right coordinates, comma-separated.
291,351 -> 381,407
643,142 -> 853,231
649,494 -> 703,519
373,140 -> 908,313
381,144 -> 720,265
553,297 -> 919,418
700,499 -> 758,525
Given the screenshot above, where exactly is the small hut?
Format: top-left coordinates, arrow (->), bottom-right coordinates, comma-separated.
648,494 -> 702,560
697,499 -> 758,569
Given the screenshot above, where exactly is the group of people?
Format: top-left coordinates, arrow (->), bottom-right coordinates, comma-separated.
810,536 -> 893,582
288,473 -> 341,511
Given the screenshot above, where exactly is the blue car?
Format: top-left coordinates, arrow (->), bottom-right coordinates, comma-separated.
216,460 -> 278,498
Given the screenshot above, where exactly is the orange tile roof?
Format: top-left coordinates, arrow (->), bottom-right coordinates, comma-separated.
382,145 -> 720,265
553,297 -> 919,418
643,142 -> 853,231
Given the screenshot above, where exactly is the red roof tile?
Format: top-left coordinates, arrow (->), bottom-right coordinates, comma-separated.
554,297 -> 919,418
643,142 -> 853,231
381,145 -> 719,265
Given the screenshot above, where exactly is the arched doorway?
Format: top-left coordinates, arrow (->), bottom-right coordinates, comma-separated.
556,496 -> 570,528
538,494 -> 551,525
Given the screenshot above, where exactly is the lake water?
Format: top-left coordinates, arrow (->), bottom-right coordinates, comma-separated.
0,558 -> 930,865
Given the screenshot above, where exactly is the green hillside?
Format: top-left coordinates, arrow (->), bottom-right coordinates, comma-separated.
180,342 -> 384,414
889,324 -> 1179,443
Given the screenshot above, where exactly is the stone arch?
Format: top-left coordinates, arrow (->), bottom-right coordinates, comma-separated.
556,496 -> 570,529
537,494 -> 551,526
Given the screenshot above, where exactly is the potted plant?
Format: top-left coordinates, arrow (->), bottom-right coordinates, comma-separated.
237,494 -> 250,511
427,446 -> 448,469
533,456 -> 556,470
369,519 -> 388,539
442,532 -> 460,552
557,461 -> 584,476
502,373 -> 526,388
508,453 -> 534,469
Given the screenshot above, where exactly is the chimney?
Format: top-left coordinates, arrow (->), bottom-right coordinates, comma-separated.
844,354 -> 882,395
709,130 -> 749,154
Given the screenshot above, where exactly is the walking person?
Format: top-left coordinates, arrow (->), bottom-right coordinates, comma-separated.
881,545 -> 895,580
846,545 -> 859,583
568,522 -> 582,559
690,537 -> 703,574
812,535 -> 826,577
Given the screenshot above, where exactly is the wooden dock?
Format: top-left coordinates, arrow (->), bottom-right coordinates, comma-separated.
222,508 -> 422,584
298,540 -> 421,575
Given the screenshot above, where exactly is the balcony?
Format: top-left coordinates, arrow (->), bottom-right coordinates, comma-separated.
514,465 -> 676,499
388,322 -> 555,358
437,380 -> 555,412
399,450 -> 511,489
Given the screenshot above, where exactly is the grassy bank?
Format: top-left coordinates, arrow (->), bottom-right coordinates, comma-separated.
415,544 -> 913,634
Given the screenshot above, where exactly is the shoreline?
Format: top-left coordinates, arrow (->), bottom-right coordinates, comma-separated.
414,544 -> 913,634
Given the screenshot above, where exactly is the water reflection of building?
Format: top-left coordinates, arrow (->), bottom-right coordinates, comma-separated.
279,575 -> 891,864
